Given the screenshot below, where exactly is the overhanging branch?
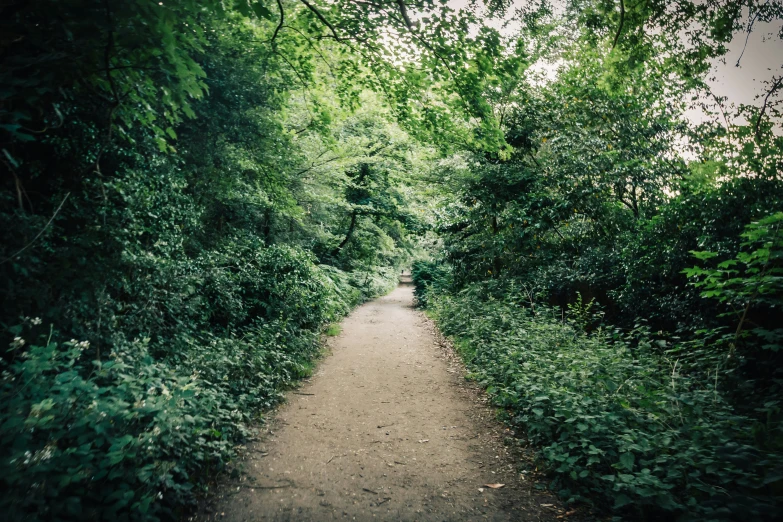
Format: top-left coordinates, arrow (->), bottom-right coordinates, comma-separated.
299,0 -> 343,41
271,0 -> 285,44
611,0 -> 626,50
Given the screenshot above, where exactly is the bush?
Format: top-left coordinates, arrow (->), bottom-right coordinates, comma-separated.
411,259 -> 452,307
0,255 -> 386,521
428,283 -> 783,519
319,264 -> 400,312
0,314 -> 326,521
1,333 -> 231,521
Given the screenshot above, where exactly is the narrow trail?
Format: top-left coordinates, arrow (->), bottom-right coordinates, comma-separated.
199,276 -> 565,521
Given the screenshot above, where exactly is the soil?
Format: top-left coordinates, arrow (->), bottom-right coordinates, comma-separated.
195,276 -> 576,522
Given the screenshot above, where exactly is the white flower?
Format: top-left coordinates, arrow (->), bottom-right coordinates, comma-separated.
31,317 -> 42,326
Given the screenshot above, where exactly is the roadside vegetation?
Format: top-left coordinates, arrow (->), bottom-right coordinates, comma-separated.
2,0 -> 782,520
412,2 -> 783,518
0,3 -> 424,519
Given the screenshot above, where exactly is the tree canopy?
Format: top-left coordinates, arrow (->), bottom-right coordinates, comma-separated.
1,0 -> 782,520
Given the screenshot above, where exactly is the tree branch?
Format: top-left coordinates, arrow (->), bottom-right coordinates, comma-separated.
611,0 -> 626,50
755,75 -> 782,143
736,0 -> 769,67
396,0 -> 414,28
271,0 -> 285,45
293,155 -> 342,177
299,0 -> 343,41
390,1 -> 471,113
281,25 -> 336,76
1,192 -> 71,264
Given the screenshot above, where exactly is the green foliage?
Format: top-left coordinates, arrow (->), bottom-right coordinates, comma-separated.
416,4 -> 783,518
2,0 -> 782,519
0,3 -> 424,520
685,212 -> 783,352
427,284 -> 783,519
325,323 -> 341,336
566,291 -> 603,332
0,317 -> 323,520
411,259 -> 452,308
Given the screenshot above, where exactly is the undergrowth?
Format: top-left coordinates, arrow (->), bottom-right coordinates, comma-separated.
421,280 -> 783,520
0,263 -> 397,521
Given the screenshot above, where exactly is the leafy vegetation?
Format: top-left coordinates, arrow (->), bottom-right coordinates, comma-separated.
411,1 -> 783,519
0,2 -> 425,519
426,284 -> 783,519
2,0 -> 782,519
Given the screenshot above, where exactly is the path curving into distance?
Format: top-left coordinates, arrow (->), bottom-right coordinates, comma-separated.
198,276 -> 566,522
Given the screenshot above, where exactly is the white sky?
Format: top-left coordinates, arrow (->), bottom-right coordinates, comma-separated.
445,0 -> 783,123
697,19 -> 782,118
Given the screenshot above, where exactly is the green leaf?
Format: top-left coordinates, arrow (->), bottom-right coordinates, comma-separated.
619,452 -> 635,471
690,250 -> 718,260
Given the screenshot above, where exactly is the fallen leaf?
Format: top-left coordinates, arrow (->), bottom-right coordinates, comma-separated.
540,503 -> 554,507
484,483 -> 505,489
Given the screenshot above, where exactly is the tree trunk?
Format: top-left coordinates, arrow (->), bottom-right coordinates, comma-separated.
333,211 -> 358,257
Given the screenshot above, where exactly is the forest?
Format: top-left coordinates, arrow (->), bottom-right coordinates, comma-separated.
1,0 -> 781,520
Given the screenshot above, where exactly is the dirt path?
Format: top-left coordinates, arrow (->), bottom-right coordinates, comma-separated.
198,277 -> 566,521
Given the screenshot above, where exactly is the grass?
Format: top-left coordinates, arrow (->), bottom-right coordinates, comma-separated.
325,323 -> 342,336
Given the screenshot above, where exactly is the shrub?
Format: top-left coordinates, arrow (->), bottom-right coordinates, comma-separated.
0,313 -> 326,521
411,259 -> 452,307
1,333 -> 226,521
428,283 -> 783,519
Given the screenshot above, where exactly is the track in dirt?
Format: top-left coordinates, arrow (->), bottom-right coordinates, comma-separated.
198,276 -> 566,521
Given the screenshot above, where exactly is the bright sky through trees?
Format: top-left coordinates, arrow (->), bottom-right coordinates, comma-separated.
447,0 -> 782,125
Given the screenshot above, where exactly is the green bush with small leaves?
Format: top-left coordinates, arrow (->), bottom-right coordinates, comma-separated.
426,283 -> 783,519
411,259 -> 452,308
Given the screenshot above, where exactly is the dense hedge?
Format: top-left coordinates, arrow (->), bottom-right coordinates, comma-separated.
1,261 -> 396,521
422,281 -> 783,520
